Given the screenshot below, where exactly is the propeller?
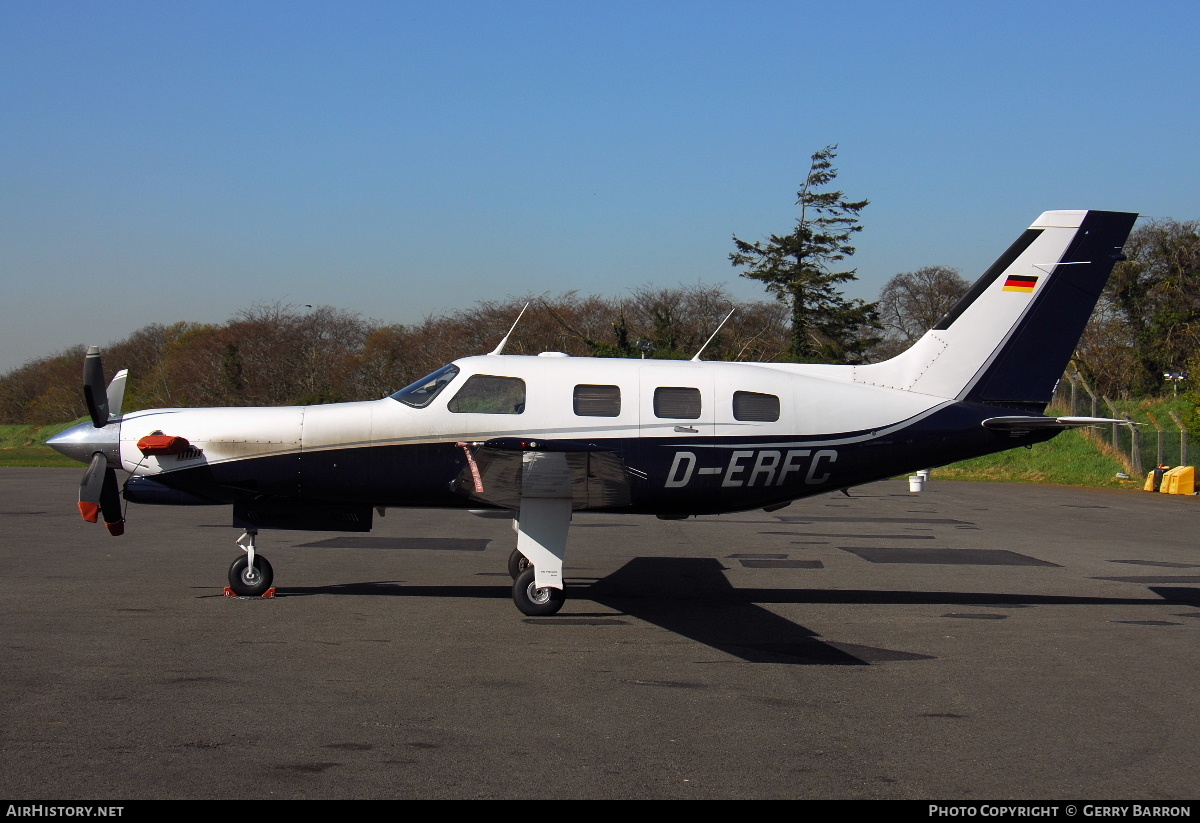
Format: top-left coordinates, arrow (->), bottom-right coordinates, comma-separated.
74,346 -> 128,536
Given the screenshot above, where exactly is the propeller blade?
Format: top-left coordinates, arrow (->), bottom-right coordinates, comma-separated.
79,452 -> 106,523
107,369 -> 128,420
83,346 -> 109,428
100,467 -> 125,536
78,452 -> 125,535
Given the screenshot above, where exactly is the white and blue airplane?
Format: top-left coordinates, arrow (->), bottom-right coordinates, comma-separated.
49,209 -> 1137,615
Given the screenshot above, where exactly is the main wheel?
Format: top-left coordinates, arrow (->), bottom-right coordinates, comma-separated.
513,567 -> 565,616
228,554 -> 274,597
507,547 -> 531,580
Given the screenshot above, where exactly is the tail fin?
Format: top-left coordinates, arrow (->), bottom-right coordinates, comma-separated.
853,210 -> 1137,408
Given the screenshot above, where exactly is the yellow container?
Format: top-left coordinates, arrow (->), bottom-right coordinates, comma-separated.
1174,466 -> 1194,495
1158,467 -> 1180,493
1159,466 -> 1196,495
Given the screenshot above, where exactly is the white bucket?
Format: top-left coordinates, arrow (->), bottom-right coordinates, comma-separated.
908,475 -> 925,493
917,469 -> 930,482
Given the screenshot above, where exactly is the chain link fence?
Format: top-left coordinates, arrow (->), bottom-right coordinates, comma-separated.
1053,372 -> 1191,477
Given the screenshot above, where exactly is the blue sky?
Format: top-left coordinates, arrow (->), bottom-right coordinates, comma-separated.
2,0 -> 1197,375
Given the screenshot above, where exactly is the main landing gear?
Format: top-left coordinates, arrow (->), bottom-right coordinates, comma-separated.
228,529 -> 274,597
512,565 -> 565,616
508,547 -> 563,616
507,546 -> 531,580
505,488 -> 571,617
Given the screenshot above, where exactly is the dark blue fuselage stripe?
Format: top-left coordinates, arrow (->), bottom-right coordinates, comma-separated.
135,402 -> 1055,517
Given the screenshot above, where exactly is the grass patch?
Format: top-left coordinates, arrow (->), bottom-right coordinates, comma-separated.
0,420 -> 86,467
934,427 -> 1137,488
1108,395 -> 1194,427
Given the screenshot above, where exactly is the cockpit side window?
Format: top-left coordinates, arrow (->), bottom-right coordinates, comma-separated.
447,375 -> 526,414
390,364 -> 460,408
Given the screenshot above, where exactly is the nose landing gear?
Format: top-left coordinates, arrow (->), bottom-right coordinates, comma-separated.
227,529 -> 275,597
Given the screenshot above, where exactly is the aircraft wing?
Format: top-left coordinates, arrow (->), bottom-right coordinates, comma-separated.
453,438 -> 632,511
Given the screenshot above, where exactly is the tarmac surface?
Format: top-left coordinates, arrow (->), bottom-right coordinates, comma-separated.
2,467 -> 1198,800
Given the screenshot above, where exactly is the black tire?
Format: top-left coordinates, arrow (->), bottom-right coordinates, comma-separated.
507,548 -> 531,580
228,554 -> 274,597
512,567 -> 565,616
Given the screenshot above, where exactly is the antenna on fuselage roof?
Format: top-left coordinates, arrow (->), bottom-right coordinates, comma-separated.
691,308 -> 736,362
488,302 -> 530,355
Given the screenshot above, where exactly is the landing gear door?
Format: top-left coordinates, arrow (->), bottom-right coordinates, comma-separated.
638,365 -> 717,502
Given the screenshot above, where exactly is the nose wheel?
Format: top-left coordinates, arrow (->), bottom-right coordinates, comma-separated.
227,529 -> 274,596
229,555 -> 274,596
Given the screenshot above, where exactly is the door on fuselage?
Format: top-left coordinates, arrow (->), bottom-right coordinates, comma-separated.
637,365 -> 718,510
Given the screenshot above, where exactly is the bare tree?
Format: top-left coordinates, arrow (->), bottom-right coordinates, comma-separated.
0,288 -> 795,422
872,265 -> 969,361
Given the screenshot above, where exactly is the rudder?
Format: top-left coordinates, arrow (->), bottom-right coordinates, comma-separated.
964,210 -> 1137,407
852,210 -> 1137,408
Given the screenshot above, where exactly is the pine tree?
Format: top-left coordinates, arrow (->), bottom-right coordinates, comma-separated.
730,145 -> 879,362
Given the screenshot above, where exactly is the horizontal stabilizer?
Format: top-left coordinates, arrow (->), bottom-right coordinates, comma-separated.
982,415 -> 1133,433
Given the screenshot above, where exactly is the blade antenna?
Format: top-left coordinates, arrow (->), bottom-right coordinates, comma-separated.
691,309 -> 736,362
489,302 -> 530,356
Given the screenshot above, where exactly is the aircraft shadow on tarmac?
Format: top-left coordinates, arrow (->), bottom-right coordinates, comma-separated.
269,558 -> 1200,666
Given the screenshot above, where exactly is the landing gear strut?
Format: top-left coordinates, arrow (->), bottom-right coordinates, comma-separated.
228,529 -> 274,596
508,485 -> 571,616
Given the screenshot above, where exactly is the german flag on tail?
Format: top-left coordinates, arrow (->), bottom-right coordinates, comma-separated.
1002,274 -> 1038,293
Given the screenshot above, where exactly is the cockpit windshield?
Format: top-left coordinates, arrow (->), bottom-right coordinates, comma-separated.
389,364 -> 460,408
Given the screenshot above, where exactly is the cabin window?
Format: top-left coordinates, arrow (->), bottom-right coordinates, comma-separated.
573,384 -> 621,417
653,387 -> 701,419
733,391 -> 780,422
390,364 -> 460,408
447,375 -> 526,414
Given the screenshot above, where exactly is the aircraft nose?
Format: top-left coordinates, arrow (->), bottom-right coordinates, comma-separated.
47,420 -> 121,465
